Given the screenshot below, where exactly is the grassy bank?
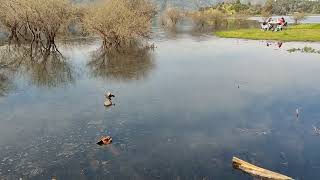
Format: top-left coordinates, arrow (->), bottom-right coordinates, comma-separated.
215,24 -> 320,42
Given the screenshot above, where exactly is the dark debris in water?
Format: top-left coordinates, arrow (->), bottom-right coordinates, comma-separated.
97,136 -> 113,146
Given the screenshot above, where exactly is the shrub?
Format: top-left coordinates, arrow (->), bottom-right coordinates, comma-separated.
160,7 -> 183,29
293,12 -> 306,24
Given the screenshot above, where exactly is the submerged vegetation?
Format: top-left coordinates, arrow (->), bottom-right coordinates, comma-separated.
160,4 -> 258,33
0,0 -> 156,52
160,7 -> 184,30
288,46 -> 320,54
0,0 -> 75,52
0,0 -> 157,94
187,8 -> 227,29
216,24 -> 320,42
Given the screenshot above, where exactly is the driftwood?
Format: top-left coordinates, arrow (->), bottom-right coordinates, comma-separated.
232,157 -> 293,180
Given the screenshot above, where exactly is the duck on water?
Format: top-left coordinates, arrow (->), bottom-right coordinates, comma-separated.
104,91 -> 115,107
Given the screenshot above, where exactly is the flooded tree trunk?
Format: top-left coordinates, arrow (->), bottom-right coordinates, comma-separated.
45,33 -> 61,55
101,33 -> 124,50
8,26 -> 20,46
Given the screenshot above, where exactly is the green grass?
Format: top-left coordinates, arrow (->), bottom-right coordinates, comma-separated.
215,24 -> 320,42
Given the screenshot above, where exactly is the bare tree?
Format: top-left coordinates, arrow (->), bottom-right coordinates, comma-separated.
293,12 -> 306,24
188,8 -> 226,30
0,0 -> 23,45
20,0 -> 75,52
83,0 -> 156,49
0,0 -> 156,52
0,0 -> 75,52
161,7 -> 184,29
261,0 -> 273,20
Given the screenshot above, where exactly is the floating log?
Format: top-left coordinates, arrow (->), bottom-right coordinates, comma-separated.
232,157 -> 293,180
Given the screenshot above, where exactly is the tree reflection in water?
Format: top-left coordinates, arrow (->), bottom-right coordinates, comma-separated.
0,72 -> 12,96
0,47 -> 74,88
87,46 -> 155,82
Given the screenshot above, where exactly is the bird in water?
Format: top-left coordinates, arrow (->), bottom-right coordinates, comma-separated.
106,91 -> 115,99
97,136 -> 113,146
296,107 -> 302,120
104,91 -> 115,107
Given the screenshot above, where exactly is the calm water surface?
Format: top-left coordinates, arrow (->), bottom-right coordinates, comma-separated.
1,31 -> 320,180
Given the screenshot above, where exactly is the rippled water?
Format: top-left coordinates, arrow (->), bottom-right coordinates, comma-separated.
1,31 -> 320,180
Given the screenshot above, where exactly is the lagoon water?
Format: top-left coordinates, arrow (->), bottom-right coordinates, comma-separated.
1,29 -> 320,180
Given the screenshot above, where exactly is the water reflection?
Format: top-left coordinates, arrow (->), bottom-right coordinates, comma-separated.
87,47 -> 155,82
2,34 -> 320,179
0,47 -> 74,88
0,72 -> 12,96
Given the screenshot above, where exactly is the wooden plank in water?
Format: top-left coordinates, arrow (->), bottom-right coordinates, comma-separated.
232,157 -> 293,180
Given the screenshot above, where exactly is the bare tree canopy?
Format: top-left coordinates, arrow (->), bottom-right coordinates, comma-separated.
0,0 -> 75,52
83,0 -> 156,49
20,0 -> 75,51
161,7 -> 183,29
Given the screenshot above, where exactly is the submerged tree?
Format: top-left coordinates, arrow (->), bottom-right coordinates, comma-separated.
83,0 -> 156,49
20,0 -> 75,52
0,0 -> 75,52
0,0 -> 23,45
161,7 -> 183,30
0,0 -> 157,55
